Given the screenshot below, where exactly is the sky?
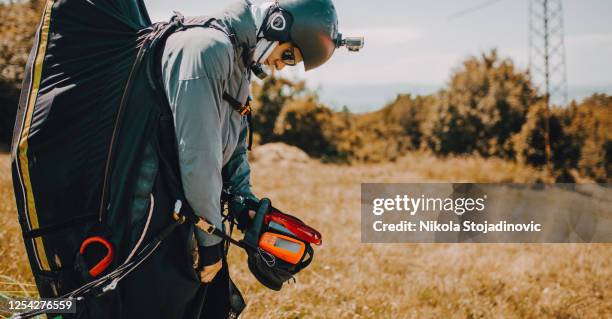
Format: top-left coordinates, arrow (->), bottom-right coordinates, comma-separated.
145,0 -> 612,112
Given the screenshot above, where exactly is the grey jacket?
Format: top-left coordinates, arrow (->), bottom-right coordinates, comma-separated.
161,1 -> 257,246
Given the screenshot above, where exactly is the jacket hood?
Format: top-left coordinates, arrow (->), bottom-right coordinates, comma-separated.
217,0 -> 258,69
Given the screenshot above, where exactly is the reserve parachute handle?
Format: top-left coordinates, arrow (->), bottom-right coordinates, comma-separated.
78,236 -> 114,278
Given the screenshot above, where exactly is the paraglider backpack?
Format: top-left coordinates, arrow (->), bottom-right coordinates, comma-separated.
11,0 -> 248,317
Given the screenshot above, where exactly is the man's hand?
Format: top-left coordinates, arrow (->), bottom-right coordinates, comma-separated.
199,260 -> 222,283
229,195 -> 257,231
197,243 -> 223,283
196,211 -> 255,284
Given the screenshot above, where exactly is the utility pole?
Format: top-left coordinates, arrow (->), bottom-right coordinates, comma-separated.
528,0 -> 568,170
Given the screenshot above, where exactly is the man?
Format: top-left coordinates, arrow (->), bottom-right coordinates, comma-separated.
12,0 -> 360,316
160,0 -> 342,316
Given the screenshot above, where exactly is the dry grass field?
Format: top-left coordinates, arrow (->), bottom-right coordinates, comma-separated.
1,148 -> 611,318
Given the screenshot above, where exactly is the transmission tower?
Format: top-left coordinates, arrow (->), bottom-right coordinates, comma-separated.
449,0 -> 569,169
529,0 -> 568,106
528,0 -> 568,168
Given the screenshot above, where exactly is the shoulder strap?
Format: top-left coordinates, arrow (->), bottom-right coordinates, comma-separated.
172,12 -> 239,50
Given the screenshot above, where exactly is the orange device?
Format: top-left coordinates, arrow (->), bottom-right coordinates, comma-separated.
258,232 -> 306,265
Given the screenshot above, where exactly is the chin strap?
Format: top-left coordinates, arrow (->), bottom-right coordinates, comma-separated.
251,63 -> 269,80
251,39 -> 278,80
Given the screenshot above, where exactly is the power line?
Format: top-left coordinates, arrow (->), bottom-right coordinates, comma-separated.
447,0 -> 505,21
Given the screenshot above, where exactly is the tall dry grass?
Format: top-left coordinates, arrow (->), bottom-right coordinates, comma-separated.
0,151 -> 610,318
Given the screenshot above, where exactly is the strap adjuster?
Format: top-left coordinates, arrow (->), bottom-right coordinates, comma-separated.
223,92 -> 251,116
195,218 -> 217,235
238,104 -> 252,116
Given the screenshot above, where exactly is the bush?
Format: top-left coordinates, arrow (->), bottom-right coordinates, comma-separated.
250,76 -> 306,144
350,109 -> 409,162
425,50 -> 537,158
273,96 -> 339,159
512,102 -> 577,173
564,94 -> 611,182
383,94 -> 436,150
0,0 -> 45,147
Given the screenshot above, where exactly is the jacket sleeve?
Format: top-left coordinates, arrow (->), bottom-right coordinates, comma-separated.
222,122 -> 258,202
173,77 -> 225,247
162,29 -> 234,247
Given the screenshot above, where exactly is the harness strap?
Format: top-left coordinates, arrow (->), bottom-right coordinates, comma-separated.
23,213 -> 98,239
222,92 -> 252,116
222,93 -> 254,150
172,12 -> 238,50
247,112 -> 254,151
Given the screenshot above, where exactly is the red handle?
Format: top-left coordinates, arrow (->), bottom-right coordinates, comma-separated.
79,236 -> 114,277
265,210 -> 322,245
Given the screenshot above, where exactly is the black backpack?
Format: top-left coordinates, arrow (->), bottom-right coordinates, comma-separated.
11,0 -> 243,317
